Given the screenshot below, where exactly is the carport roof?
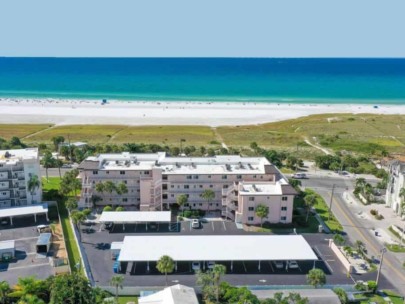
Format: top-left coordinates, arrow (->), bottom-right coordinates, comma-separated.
99,211 -> 171,223
0,240 -> 15,250
118,235 -> 318,262
0,204 -> 48,218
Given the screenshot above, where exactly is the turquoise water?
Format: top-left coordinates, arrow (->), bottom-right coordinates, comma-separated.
0,58 -> 405,104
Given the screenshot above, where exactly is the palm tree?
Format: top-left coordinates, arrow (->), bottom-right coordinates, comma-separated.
51,136 -> 65,152
364,183 -> 374,201
65,198 -> 78,213
55,159 -> 63,178
212,264 -> 226,303
176,194 -> 188,216
255,204 -> 269,227
17,294 -> 45,304
355,178 -> 366,191
156,255 -> 175,286
200,189 -> 215,214
41,151 -> 55,182
116,182 -> 128,195
355,240 -> 365,258
95,182 -> 105,194
0,281 -> 10,304
399,188 -> 405,216
27,175 -> 40,204
306,268 -> 326,288
304,194 -> 317,222
71,211 -> 86,241
109,275 -> 124,303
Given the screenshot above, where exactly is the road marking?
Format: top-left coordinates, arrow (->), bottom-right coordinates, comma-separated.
333,194 -> 405,283
6,263 -> 50,271
14,237 -> 39,241
211,222 -> 215,231
222,221 -> 227,231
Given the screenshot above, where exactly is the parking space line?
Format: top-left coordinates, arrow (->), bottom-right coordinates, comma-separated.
222,221 -> 227,231
211,222 -> 215,231
7,263 -> 50,271
313,246 -> 334,273
268,261 -> 274,272
242,262 -> 247,273
13,237 -> 39,241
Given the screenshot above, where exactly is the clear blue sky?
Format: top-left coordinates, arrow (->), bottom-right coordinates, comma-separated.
1,0 -> 404,57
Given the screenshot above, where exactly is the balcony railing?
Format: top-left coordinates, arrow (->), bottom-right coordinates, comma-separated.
222,198 -> 238,211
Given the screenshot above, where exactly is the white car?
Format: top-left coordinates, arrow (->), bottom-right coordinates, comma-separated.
207,261 -> 215,269
288,261 -> 299,269
192,261 -> 201,271
292,173 -> 307,179
191,219 -> 200,229
272,261 -> 284,269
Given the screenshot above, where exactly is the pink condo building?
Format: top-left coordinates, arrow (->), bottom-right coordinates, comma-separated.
78,152 -> 297,225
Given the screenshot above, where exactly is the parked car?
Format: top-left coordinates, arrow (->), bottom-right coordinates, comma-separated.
192,261 -> 200,271
191,219 -> 200,229
207,261 -> 215,269
288,260 -> 299,269
37,224 -> 50,233
272,260 -> 284,269
61,164 -> 72,168
292,173 -> 307,179
104,222 -> 113,230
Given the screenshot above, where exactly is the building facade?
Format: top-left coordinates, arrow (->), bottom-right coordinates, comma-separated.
386,160 -> 405,216
0,148 -> 42,208
78,152 -> 296,224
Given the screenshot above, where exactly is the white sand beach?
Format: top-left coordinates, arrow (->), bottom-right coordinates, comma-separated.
0,98 -> 404,126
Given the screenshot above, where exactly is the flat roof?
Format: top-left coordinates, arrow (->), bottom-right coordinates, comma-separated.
37,233 -> 52,245
0,240 -> 15,250
0,204 -> 48,218
139,284 -> 198,304
99,211 -> 171,223
118,235 -> 317,262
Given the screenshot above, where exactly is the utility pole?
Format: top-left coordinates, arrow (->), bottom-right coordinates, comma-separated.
376,247 -> 387,289
328,184 -> 335,221
401,223 -> 405,248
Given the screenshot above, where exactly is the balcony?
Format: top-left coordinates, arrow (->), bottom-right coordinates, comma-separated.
221,210 -> 235,221
222,198 -> 238,211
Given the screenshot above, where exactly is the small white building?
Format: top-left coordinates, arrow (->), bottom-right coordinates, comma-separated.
0,240 -> 15,261
138,284 -> 198,304
110,242 -> 123,260
386,160 -> 405,215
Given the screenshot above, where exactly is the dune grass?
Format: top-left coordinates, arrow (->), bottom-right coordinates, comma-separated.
0,124 -> 51,140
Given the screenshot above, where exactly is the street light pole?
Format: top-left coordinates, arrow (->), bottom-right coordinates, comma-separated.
328,184 -> 335,221
376,247 -> 387,289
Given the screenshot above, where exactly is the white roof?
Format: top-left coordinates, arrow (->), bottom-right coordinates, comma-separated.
111,242 -> 123,250
239,181 -> 283,195
0,204 -> 48,218
139,284 -> 198,304
118,235 -> 317,262
99,211 -> 171,223
0,148 -> 39,164
0,240 -> 15,250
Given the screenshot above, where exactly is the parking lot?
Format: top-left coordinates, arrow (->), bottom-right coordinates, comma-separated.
80,219 -> 366,288
0,215 -> 54,285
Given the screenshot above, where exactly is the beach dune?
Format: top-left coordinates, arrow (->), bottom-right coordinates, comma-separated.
0,98 -> 404,126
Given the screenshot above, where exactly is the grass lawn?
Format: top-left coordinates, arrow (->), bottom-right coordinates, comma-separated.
357,290 -> 404,304
42,177 -> 82,273
386,243 -> 405,253
118,296 -> 138,304
0,124 -> 51,140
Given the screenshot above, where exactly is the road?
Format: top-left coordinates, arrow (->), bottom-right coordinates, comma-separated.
302,175 -> 405,294
40,167 -> 72,178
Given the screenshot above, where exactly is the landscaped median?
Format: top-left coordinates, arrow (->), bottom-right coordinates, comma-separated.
42,177 -> 82,273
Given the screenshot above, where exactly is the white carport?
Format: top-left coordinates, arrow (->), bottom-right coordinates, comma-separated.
118,235 -> 318,272
0,204 -> 49,225
99,211 -> 171,231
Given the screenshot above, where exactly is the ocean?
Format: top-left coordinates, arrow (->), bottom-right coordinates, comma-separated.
0,58 -> 405,104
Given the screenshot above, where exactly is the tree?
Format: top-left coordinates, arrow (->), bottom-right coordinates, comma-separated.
55,159 -> 64,178
306,268 -> 326,288
211,264 -> 226,303
220,282 -> 260,304
71,210 -> 86,241
109,275 -> 124,303
176,194 -> 188,216
304,194 -> 316,222
104,181 -> 116,195
103,206 -> 113,212
333,288 -> 348,304
196,264 -> 226,303
255,204 -> 269,227
200,189 -> 215,213
333,234 -> 345,246
41,151 -> 55,182
27,175 -> 40,203
156,255 -> 175,286
115,182 -> 128,195
65,198 -> 78,213
49,273 -> 96,304
0,281 -> 10,304
10,136 -> 25,147
355,178 -> 366,190
8,276 -> 49,303
355,240 -> 366,258
399,188 -> 405,216
288,178 -> 302,192
59,169 -> 82,197
115,206 -> 125,211
17,294 -> 45,304
51,136 -> 65,152
262,292 -> 309,304
95,182 -> 105,194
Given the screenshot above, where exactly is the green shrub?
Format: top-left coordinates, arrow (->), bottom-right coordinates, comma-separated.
103,206 -> 113,212
367,280 -> 377,293
370,209 -> 377,216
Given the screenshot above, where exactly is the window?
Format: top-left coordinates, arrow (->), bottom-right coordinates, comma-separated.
106,171 -> 110,174
184,203 -> 189,207
199,185 -> 203,188
186,175 -> 192,179
208,175 -> 211,178
282,196 -> 288,201
223,185 -> 228,189
222,175 -> 227,180
237,175 -> 242,179
199,203 -> 202,206
171,194 -> 174,198
193,204 -> 196,207
92,171 -> 98,175
122,198 -> 128,202
281,216 -> 287,221
163,175 -> 168,180
144,171 -> 149,175
253,175 -> 257,178
124,180 -> 127,184
281,206 -> 287,211
171,185 -> 174,188
248,207 -> 254,211
120,171 -> 125,175
248,197 -> 255,201
184,185 -> 189,189
162,194 -> 168,199
216,203 -> 219,207
248,217 -> 254,221
194,175 -> 199,179
209,185 -> 213,188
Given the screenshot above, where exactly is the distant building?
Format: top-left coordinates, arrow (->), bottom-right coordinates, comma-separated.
386,160 -> 405,215
138,284 -> 198,304
78,152 -> 296,225
0,148 -> 42,208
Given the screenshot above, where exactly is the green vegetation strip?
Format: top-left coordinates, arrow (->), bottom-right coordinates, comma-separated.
386,243 -> 405,253
42,177 -> 82,273
118,296 -> 138,304
357,290 -> 404,304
